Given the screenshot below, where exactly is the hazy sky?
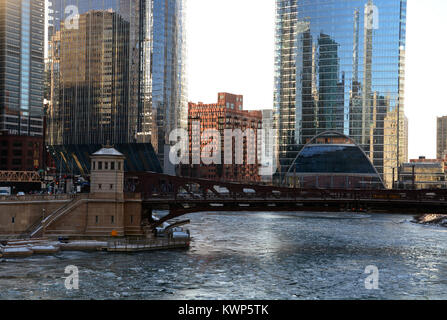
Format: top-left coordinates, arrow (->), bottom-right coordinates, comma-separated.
187,0 -> 447,160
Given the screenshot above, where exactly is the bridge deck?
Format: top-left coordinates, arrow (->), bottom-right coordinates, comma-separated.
126,171 -> 447,228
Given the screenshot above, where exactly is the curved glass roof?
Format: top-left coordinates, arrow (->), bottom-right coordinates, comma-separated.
293,144 -> 378,175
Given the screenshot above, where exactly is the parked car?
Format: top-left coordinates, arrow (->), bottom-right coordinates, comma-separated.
0,187 -> 11,196
17,192 -> 25,196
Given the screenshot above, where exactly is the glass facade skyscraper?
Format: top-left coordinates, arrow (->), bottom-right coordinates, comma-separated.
274,0 -> 407,188
47,0 -> 187,170
0,0 -> 45,137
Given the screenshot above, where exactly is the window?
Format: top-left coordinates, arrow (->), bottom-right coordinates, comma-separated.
93,162 -> 96,170
105,162 -> 109,170
110,184 -> 113,190
98,184 -> 102,190
98,162 -> 102,170
130,215 -> 134,224
111,162 -> 115,170
95,216 -> 99,224
12,217 -> 15,224
111,216 -> 115,224
118,162 -> 121,170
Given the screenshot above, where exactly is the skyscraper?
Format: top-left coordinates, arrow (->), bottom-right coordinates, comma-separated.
437,116 -> 447,160
47,0 -> 187,171
274,0 -> 407,188
0,0 -> 45,137
0,0 -> 45,171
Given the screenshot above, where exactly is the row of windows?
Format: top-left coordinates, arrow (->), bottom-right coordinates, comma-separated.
92,161 -> 122,171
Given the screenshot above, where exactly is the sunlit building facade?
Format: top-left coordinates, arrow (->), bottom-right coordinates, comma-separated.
274,0 -> 407,188
46,0 -> 187,171
400,157 -> 447,190
182,93 -> 263,183
437,116 -> 447,160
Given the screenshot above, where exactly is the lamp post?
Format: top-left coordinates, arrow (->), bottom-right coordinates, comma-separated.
42,208 -> 46,237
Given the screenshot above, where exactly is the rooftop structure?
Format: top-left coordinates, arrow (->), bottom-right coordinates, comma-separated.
285,131 -> 385,189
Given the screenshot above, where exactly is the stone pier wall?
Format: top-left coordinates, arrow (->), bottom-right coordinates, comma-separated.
0,194 -> 144,237
0,195 -> 72,235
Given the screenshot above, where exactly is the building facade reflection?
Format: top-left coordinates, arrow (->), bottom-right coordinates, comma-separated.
274,0 -> 407,188
46,0 -> 187,171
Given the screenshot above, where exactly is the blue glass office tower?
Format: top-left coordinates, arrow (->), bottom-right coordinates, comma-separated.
274,0 -> 407,188
47,0 -> 187,170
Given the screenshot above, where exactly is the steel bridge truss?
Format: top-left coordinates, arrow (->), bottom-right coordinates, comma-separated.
126,172 -> 447,228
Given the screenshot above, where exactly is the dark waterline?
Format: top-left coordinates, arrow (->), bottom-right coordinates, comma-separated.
1,211 -> 447,300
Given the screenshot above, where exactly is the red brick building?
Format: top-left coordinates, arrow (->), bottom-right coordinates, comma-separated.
182,93 -> 262,183
0,131 -> 43,171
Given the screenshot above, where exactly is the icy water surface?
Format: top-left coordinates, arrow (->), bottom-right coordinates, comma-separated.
1,211 -> 447,300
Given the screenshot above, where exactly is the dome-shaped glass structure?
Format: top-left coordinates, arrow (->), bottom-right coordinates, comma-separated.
285,131 -> 385,189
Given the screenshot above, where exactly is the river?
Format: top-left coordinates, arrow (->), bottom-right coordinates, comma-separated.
1,211 -> 447,300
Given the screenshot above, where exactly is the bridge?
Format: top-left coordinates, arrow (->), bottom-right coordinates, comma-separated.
0,171 -> 41,183
125,172 -> 447,228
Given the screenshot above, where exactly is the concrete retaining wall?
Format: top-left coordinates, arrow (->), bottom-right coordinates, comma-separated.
0,194 -> 144,237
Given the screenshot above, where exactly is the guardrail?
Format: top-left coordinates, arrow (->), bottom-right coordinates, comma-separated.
141,189 -> 447,203
0,194 -> 75,202
107,238 -> 190,252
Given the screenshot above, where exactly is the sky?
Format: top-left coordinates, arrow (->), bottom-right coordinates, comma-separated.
187,0 -> 447,160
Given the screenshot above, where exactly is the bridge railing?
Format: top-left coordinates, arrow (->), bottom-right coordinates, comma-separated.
107,237 -> 190,251
128,171 -> 447,203
141,188 -> 447,202
0,194 -> 74,202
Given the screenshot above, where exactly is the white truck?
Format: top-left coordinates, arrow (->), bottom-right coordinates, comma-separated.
0,187 -> 11,196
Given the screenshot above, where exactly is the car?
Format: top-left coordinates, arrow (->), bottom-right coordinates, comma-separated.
17,192 -> 25,196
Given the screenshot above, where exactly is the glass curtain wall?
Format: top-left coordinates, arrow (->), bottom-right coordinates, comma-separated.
0,0 -> 45,137
274,0 -> 407,188
47,0 -> 187,170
